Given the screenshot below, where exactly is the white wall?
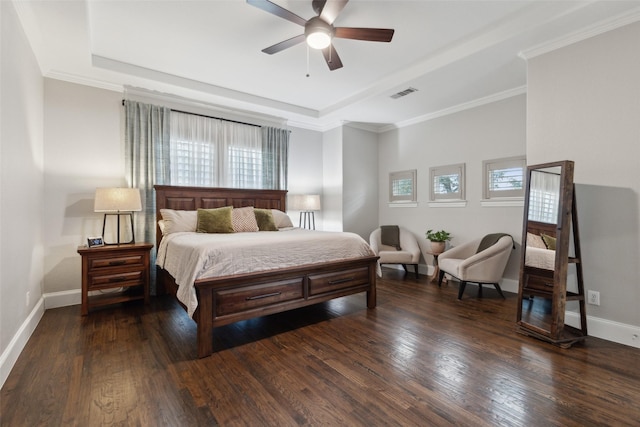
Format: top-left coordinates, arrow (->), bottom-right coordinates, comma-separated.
342,125 -> 379,241
0,0 -> 45,386
43,79 -> 123,295
527,22 -> 640,330
378,95 -> 527,284
286,126 -> 324,228
322,127 -> 344,232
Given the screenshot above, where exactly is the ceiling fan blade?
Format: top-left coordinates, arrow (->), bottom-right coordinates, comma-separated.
247,0 -> 307,26
318,0 -> 348,25
334,27 -> 395,42
262,34 -> 306,54
322,44 -> 343,71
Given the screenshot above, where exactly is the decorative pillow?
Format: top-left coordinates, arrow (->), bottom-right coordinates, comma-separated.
196,206 -> 234,233
160,209 -> 198,234
231,206 -> 259,232
254,208 -> 278,231
527,232 -> 547,249
272,209 -> 294,228
541,234 -> 557,250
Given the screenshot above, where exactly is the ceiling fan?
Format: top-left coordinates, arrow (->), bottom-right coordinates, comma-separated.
247,0 -> 395,71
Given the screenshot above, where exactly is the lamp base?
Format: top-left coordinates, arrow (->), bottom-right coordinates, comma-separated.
101,212 -> 136,245
298,211 -> 315,230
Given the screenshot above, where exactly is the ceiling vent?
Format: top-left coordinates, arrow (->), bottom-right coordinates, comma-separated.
390,87 -> 418,99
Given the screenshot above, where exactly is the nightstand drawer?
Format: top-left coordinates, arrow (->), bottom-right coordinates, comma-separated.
89,253 -> 146,270
89,270 -> 144,289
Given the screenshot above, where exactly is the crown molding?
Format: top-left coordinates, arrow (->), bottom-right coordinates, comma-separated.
520,7 -> 640,60
379,86 -> 527,133
44,70 -> 123,93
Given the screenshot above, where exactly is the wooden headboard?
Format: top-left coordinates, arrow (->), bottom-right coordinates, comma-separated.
527,220 -> 557,238
153,185 -> 288,248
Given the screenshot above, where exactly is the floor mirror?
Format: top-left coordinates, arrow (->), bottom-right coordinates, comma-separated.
516,160 -> 587,347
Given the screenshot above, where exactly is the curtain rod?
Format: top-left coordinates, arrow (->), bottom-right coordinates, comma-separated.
122,99 -> 261,128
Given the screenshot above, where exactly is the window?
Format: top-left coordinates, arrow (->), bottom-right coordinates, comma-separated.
169,111 -> 288,189
483,156 -> 526,199
430,163 -> 465,201
389,170 -> 416,203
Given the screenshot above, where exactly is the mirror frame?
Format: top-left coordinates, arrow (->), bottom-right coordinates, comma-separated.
517,160 -> 584,343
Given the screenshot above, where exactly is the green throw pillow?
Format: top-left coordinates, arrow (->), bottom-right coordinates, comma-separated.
254,208 -> 278,231
541,234 -> 557,250
196,206 -> 234,233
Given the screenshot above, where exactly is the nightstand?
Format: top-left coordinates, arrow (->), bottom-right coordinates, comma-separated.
77,243 -> 153,315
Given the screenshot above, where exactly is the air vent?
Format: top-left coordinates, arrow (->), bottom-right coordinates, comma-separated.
390,87 -> 418,99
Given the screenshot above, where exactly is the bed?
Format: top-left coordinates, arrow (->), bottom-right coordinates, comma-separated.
154,185 -> 379,357
523,221 -> 557,290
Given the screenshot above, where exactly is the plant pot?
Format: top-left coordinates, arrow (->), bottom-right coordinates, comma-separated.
430,241 -> 446,255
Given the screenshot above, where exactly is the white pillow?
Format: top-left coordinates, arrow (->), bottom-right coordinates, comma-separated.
231,206 -> 259,232
272,209 -> 294,228
527,232 -> 547,249
160,209 -> 197,234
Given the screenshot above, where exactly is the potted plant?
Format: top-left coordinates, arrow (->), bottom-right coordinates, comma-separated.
426,229 -> 451,254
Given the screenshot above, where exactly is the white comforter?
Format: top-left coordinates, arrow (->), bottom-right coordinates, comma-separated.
525,246 -> 555,270
156,228 -> 377,317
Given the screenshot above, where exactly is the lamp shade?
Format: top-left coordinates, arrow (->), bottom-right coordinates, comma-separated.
289,194 -> 321,211
94,188 -> 142,212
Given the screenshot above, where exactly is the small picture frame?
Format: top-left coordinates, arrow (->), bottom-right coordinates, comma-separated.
87,236 -> 104,248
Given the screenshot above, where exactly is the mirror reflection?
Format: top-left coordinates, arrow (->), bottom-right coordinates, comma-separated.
524,166 -> 561,269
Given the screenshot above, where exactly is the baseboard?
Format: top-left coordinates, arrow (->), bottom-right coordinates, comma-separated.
43,289 -> 81,309
565,311 -> 640,349
0,297 -> 45,389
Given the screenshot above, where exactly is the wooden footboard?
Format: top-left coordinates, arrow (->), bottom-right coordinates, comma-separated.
159,256 -> 378,357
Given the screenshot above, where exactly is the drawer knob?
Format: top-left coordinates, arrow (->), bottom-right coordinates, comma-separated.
108,260 -> 127,266
328,277 -> 354,285
109,276 -> 128,283
246,292 -> 281,301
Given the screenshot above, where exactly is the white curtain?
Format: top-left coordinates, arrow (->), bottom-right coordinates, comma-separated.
170,111 -> 286,189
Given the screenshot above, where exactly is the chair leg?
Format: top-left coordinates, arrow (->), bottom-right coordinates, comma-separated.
437,270 -> 445,287
414,264 -> 419,280
401,264 -> 408,273
457,281 -> 467,299
494,283 -> 506,299
478,284 -> 483,298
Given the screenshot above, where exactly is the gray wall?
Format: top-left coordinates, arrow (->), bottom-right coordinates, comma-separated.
377,95 -> 527,285
526,22 -> 640,329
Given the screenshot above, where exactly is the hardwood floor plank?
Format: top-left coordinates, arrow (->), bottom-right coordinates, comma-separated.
2,269 -> 640,426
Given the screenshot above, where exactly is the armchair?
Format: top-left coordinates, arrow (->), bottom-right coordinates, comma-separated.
437,234 -> 514,299
370,226 -> 421,279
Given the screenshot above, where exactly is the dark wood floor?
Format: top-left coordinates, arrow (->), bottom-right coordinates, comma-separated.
2,269 -> 640,426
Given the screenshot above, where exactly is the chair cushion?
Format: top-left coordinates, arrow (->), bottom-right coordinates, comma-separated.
378,250 -> 415,264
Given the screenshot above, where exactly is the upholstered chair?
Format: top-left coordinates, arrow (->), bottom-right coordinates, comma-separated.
437,234 -> 514,299
369,226 -> 421,279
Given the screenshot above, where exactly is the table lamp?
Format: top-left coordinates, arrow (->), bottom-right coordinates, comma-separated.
94,187 -> 142,245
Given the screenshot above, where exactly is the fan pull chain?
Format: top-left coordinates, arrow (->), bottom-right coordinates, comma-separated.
306,45 -> 310,77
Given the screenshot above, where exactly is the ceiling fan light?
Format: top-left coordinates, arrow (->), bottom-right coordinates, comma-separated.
306,31 -> 331,49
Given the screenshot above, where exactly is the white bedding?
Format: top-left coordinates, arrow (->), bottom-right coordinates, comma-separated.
525,246 -> 555,270
156,228 -> 377,317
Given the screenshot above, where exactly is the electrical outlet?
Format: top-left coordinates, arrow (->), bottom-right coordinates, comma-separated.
26,291 -> 30,307
587,290 -> 600,306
